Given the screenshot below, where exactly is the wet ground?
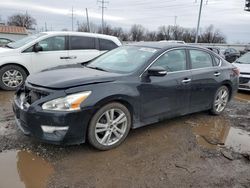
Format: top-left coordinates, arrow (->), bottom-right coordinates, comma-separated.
0,90 -> 249,188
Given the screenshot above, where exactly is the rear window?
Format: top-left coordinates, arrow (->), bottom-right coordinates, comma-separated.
70,36 -> 95,50
99,38 -> 118,51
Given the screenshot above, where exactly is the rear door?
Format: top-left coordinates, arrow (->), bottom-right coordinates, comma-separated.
98,38 -> 119,55
188,49 -> 221,112
68,35 -> 100,64
140,49 -> 192,122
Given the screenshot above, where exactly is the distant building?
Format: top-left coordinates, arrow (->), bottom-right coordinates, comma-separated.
0,25 -> 28,41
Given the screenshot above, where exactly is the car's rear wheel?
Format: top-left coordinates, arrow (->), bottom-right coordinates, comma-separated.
0,65 -> 27,90
88,102 -> 131,150
210,86 -> 229,115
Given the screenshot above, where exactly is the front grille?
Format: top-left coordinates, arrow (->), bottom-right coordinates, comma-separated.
239,77 -> 250,84
241,72 -> 250,75
21,86 -> 49,104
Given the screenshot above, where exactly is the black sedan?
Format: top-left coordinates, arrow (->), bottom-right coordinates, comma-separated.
13,43 -> 239,150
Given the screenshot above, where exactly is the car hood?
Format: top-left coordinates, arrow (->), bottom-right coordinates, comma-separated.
27,67 -> 122,89
232,63 -> 250,73
0,47 -> 15,55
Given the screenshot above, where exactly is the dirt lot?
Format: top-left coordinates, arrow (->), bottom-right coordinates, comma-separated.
0,90 -> 249,188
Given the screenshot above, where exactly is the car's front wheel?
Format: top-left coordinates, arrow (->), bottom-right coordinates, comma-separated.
88,102 -> 131,150
210,85 -> 229,115
0,65 -> 27,90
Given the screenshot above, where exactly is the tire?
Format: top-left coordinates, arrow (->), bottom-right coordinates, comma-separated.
210,86 -> 229,115
88,102 -> 131,150
0,65 -> 27,91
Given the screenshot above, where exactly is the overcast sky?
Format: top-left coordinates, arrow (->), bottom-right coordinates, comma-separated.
0,0 -> 249,43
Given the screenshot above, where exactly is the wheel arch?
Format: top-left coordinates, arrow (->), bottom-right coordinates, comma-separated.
0,63 -> 30,76
220,80 -> 233,101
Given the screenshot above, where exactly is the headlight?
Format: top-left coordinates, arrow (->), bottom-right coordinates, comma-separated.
42,91 -> 91,111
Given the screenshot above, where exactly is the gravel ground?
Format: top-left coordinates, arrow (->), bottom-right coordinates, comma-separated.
0,90 -> 249,188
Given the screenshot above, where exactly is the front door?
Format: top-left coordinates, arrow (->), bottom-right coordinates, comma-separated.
31,35 -> 68,73
139,49 -> 192,123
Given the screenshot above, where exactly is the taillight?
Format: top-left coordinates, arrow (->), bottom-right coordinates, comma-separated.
232,67 -> 240,76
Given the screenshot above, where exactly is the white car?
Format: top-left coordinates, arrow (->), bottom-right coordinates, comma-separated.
232,52 -> 250,91
0,32 -> 122,90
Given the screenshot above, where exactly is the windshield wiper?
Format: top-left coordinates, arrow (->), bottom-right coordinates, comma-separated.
86,66 -> 108,72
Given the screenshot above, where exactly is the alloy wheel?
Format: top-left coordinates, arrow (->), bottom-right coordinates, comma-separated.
95,108 -> 128,146
214,87 -> 229,113
2,69 -> 23,88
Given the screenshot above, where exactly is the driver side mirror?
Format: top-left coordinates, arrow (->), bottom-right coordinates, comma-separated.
33,44 -> 43,52
147,66 -> 167,77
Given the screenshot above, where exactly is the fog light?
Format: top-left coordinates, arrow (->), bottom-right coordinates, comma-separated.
41,125 -> 69,133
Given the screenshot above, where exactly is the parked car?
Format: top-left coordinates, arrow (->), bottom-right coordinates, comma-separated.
0,38 -> 13,47
223,48 -> 240,63
206,47 -> 225,59
232,52 -> 250,91
0,32 -> 122,90
159,40 -> 185,44
240,46 -> 250,56
13,42 -> 239,150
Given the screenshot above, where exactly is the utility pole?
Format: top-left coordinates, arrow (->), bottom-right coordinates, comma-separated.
195,0 -> 204,43
86,8 -> 90,32
98,0 -> 108,34
174,16 -> 177,26
45,22 -> 47,31
71,6 -> 74,31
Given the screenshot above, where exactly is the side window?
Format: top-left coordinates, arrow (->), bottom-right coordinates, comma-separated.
214,56 -> 221,66
70,36 -> 95,50
99,38 -> 118,51
38,36 -> 66,51
23,46 -> 33,53
189,50 -> 213,69
152,49 -> 187,72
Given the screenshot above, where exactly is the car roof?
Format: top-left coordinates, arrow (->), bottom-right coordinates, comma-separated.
126,42 -> 203,50
41,31 -> 119,40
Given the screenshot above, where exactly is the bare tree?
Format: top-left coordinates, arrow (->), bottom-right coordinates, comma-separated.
130,24 -> 145,41
7,13 -> 36,29
200,25 -> 226,43
78,22 -> 98,33
145,31 -> 157,41
157,26 -> 171,40
182,28 -> 196,43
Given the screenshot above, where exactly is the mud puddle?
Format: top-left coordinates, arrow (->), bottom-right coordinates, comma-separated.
191,117 -> 250,154
235,92 -> 250,103
0,150 -> 54,188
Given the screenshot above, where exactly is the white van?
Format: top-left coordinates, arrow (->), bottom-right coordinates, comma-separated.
0,32 -> 122,90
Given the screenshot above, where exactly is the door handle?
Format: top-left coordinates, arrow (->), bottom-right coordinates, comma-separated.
214,72 -> 221,77
68,56 -> 77,59
182,78 -> 191,84
60,56 -> 77,59
60,56 -> 69,59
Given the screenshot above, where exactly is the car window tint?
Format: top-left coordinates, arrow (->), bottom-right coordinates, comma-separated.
70,36 -> 95,50
190,50 -> 213,69
99,38 -> 118,51
38,36 -> 65,51
23,46 -> 33,53
152,49 -> 186,72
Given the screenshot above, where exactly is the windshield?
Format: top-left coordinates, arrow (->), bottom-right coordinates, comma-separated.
235,53 -> 250,64
7,33 -> 47,49
87,46 -> 158,73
